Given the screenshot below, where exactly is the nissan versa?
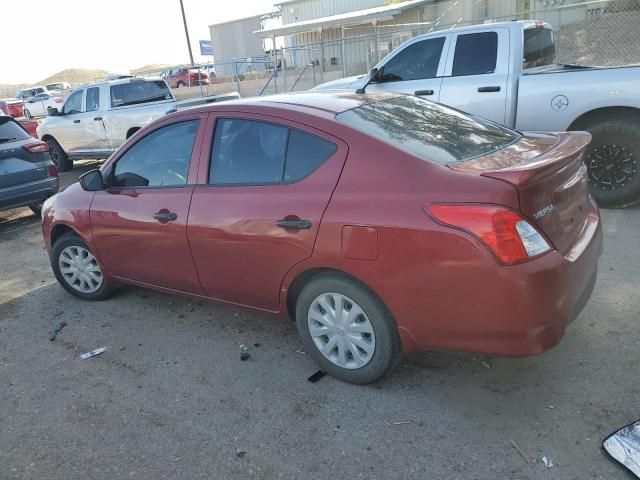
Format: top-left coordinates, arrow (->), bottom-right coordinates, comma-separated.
41,91 -> 602,384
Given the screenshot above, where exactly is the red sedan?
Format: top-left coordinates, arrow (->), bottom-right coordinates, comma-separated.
41,91 -> 602,384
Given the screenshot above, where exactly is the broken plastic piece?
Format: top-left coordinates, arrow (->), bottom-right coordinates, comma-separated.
49,322 -> 67,341
80,346 -> 110,359
308,370 -> 326,383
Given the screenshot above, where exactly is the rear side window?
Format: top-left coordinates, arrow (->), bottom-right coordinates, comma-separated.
378,37 -> 445,82
85,87 -> 100,112
336,95 -> 519,164
452,32 -> 498,76
524,28 -> 556,69
0,117 -> 31,142
209,118 -> 336,185
110,80 -> 172,108
112,120 -> 198,188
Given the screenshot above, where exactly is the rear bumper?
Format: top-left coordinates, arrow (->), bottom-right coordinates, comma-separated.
403,204 -> 603,357
0,176 -> 59,211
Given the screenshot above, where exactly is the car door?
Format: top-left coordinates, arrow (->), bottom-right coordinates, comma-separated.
80,86 -> 110,153
54,89 -> 87,154
187,113 -> 348,312
27,94 -> 46,117
367,34 -> 450,101
438,28 -> 510,125
90,114 -> 206,293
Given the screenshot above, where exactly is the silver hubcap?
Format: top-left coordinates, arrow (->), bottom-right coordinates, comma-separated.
308,293 -> 375,369
58,246 -> 103,294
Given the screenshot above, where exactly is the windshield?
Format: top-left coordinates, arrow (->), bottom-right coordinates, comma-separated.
110,80 -> 172,108
336,95 -> 520,165
524,27 -> 556,68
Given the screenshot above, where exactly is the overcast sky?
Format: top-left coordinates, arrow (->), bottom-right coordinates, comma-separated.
0,0 -> 276,84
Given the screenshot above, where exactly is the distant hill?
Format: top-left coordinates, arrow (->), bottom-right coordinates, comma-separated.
130,64 -> 173,75
38,68 -> 109,86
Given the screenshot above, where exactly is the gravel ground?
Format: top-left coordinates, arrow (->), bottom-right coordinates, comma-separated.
0,164 -> 639,480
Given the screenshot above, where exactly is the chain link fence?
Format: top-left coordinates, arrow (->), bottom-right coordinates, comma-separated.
3,0 -> 637,102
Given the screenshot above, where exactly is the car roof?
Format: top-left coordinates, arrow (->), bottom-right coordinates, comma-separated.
192,90 -> 402,116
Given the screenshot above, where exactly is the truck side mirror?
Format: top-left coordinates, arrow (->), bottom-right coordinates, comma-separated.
48,108 -> 60,117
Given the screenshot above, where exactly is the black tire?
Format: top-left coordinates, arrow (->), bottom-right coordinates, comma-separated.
46,137 -> 73,172
51,232 -> 112,301
28,203 -> 42,216
295,273 -> 403,384
177,81 -> 185,88
24,109 -> 32,120
584,120 -> 640,208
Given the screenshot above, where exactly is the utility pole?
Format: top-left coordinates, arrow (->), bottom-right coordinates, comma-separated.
179,0 -> 194,65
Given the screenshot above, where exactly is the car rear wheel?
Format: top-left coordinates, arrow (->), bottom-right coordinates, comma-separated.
46,138 -> 72,172
177,81 -> 185,88
295,273 -> 402,384
51,232 -> 111,300
24,109 -> 32,120
585,120 -> 640,208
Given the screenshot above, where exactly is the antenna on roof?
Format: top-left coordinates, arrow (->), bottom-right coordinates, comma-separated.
355,67 -> 380,94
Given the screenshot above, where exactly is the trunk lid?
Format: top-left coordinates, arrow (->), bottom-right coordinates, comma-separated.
0,118 -> 48,188
452,132 -> 593,255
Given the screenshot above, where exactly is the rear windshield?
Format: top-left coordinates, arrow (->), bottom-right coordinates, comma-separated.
0,117 -> 31,143
110,80 -> 172,108
336,95 -> 519,164
524,27 -> 556,68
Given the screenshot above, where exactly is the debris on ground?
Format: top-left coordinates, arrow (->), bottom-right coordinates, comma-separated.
253,343 -> 260,347
49,322 -> 67,341
295,349 -> 306,355
240,352 -> 250,361
384,420 -> 412,426
236,450 -> 246,458
307,370 -> 326,383
542,456 -> 554,468
80,346 -> 110,359
481,360 -> 491,369
510,440 -> 531,465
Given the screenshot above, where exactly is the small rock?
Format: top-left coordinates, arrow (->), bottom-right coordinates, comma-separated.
240,352 -> 250,361
236,450 -> 246,458
253,343 -> 260,347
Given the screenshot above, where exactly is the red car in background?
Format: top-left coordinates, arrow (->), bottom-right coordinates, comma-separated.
0,98 -> 24,118
41,91 -> 602,384
162,67 -> 209,88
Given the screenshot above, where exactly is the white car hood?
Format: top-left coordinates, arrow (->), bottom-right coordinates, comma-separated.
311,74 -> 367,91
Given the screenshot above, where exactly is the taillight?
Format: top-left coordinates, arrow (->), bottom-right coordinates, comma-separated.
23,141 -> 49,154
426,204 -> 551,265
47,164 -> 58,177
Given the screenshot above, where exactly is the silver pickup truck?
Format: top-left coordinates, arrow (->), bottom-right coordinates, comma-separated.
314,20 -> 640,207
37,76 -> 239,171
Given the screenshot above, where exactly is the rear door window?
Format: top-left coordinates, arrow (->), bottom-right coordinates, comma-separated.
336,95 -> 519,164
85,87 -> 100,112
378,37 -> 446,82
209,118 -> 337,185
110,80 -> 172,108
452,32 -> 498,76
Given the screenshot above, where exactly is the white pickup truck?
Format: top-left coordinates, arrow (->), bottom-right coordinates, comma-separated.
37,76 -> 239,171
314,20 -> 640,208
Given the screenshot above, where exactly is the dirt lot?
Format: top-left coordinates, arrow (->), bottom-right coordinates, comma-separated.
1,164 -> 639,480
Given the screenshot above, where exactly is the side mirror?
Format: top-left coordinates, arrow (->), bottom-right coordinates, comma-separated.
79,169 -> 105,191
48,108 -> 60,117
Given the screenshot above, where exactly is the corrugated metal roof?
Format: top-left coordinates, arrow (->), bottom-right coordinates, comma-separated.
255,0 -> 432,37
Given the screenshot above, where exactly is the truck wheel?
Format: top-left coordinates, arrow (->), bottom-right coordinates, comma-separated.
177,81 -> 185,88
24,109 -> 32,120
46,138 -> 72,172
585,120 -> 640,208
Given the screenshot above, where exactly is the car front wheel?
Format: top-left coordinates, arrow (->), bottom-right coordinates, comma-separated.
51,232 -> 111,300
295,273 -> 403,384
